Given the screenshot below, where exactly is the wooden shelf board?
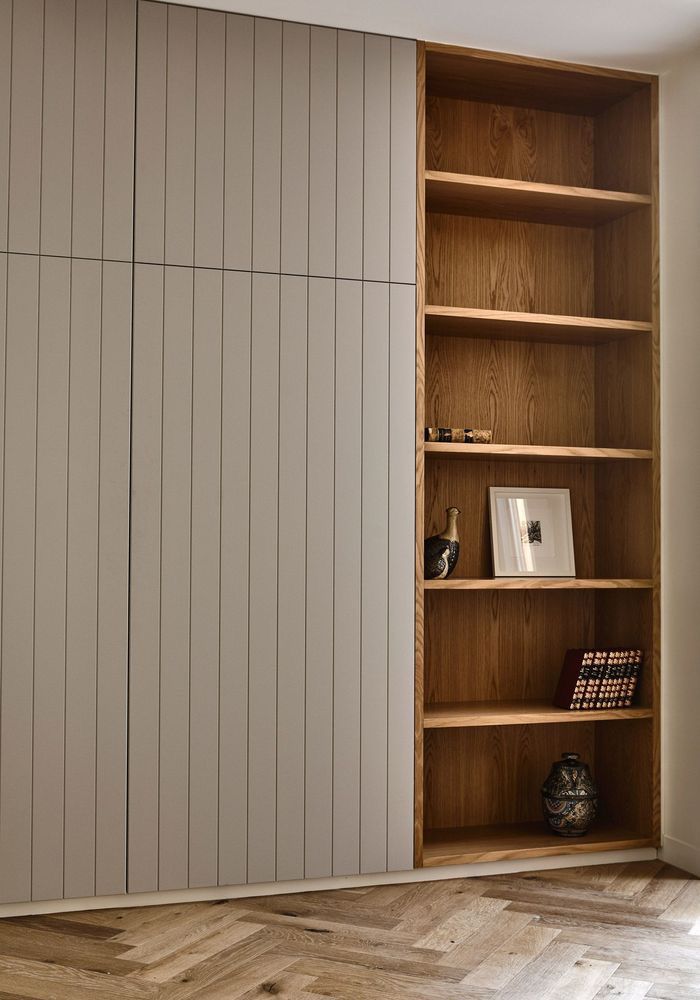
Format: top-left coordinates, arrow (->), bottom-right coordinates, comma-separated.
424,700 -> 654,729
424,442 -> 652,462
425,171 -> 650,227
423,821 -> 654,867
424,306 -> 652,345
424,578 -> 653,591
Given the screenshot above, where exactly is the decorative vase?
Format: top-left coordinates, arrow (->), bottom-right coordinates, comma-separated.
425,507 -> 460,580
541,752 -> 598,837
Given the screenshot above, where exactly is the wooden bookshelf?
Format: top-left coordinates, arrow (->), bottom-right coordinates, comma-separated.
415,42 -> 660,868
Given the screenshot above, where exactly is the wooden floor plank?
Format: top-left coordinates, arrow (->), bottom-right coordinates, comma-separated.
0,861 -> 697,998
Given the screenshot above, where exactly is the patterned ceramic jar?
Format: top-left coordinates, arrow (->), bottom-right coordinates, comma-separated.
541,752 -> 598,837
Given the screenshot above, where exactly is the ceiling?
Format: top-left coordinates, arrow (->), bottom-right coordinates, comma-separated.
159,0 -> 700,73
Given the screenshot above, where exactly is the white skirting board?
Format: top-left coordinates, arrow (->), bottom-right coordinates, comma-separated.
660,835 -> 700,877
0,847 -> 658,919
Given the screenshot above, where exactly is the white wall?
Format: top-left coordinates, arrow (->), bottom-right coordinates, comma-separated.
660,46 -> 700,876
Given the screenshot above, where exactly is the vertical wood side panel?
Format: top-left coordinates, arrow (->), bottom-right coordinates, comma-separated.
95,260 -> 131,895
390,38 -> 417,285
363,36 -> 391,282
194,10 -> 226,268
332,279 -> 362,875
72,0 -> 107,259
387,282 -> 416,872
360,280 -> 389,875
7,0 -> 43,253
134,0 -> 167,263
223,14 -> 254,272
164,5 -> 196,265
128,264 -> 163,893
63,258 -> 102,899
218,270 -> 251,887
247,272 -> 280,883
40,0 -> 76,257
308,27 -> 337,278
0,254 -> 39,903
304,276 -> 335,878
31,256 -> 70,902
157,266 -> 193,891
280,22 -> 310,276
0,0 -> 12,250
188,268 -> 222,889
276,274 -> 307,882
103,0 -> 136,261
336,31 -> 364,281
252,19 -> 282,273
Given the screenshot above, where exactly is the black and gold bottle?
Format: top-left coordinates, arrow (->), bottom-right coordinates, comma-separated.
424,507 -> 460,580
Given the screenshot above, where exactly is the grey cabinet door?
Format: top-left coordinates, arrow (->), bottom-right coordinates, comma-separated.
0,254 -> 130,903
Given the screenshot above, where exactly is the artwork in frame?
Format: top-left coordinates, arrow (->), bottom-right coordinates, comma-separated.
488,486 -> 576,578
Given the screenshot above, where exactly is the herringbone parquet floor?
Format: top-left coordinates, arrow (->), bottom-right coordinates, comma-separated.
0,860 -> 698,999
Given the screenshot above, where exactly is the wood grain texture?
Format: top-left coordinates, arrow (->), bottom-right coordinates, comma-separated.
1,862 -> 699,997
426,171 -> 649,227
425,306 -> 652,344
424,701 -> 654,728
426,96 -> 595,186
425,42 -> 653,115
425,443 -> 652,461
425,578 -> 653,591
427,213 -> 594,315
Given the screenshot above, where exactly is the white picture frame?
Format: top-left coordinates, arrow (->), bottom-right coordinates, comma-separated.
488,486 -> 576,578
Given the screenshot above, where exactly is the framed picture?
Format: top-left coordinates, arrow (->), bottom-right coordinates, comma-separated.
488,487 -> 576,578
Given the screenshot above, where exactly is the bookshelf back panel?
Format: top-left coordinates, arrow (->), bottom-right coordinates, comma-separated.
594,88 -> 652,195
595,720 -> 653,836
426,334 -> 595,447
425,590 -> 595,703
427,213 -> 595,314
595,210 -> 652,322
426,96 -> 595,186
425,723 -> 597,828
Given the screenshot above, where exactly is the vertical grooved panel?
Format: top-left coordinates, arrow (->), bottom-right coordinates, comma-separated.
252,20 -> 282,273
32,256 -> 70,902
361,280 -> 389,874
336,32 -> 364,280
94,260 -> 131,895
164,6 -> 196,266
128,263 -> 163,893
194,10 -> 225,268
387,283 -> 415,871
218,270 -> 251,886
188,268 -> 222,889
276,274 -> 307,881
157,266 -> 193,891
308,28 -> 337,278
363,36 -> 391,282
8,0 -> 43,253
223,14 -> 254,271
40,0 -> 76,257
0,0 -> 12,251
102,0 -> 136,261
332,279 -> 362,875
63,258 -> 102,899
247,272 -> 280,884
390,39 -> 417,284
72,0 -> 107,259
0,254 -> 39,903
280,23 -> 310,276
304,276 -> 335,878
134,1 -> 167,263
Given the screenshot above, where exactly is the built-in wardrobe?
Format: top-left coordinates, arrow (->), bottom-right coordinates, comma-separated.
0,0 -> 416,904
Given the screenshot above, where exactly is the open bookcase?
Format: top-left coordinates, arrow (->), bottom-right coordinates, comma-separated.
415,44 -> 660,867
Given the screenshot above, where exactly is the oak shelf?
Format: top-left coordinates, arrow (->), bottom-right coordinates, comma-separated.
424,700 -> 654,729
425,306 -> 652,345
422,822 -> 654,867
424,442 -> 652,462
423,578 -> 653,591
425,170 -> 651,227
